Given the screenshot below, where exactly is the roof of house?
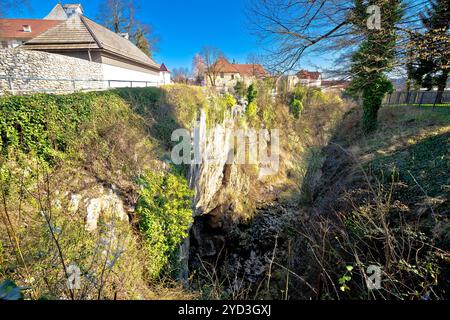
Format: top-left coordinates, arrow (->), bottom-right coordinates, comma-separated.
0,19 -> 63,39
233,64 -> 267,77
160,63 -> 170,72
213,58 -> 267,77
297,70 -> 321,80
22,15 -> 160,71
45,3 -> 84,20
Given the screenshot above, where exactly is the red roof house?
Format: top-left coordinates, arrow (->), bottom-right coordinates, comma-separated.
0,19 -> 62,48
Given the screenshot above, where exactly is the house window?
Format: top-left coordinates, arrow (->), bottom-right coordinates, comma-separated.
220,72 -> 224,79
22,25 -> 32,32
231,74 -> 235,80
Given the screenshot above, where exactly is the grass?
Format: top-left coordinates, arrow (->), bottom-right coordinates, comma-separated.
289,104 -> 450,300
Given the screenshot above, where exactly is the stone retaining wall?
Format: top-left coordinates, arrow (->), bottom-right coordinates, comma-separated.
0,49 -> 105,94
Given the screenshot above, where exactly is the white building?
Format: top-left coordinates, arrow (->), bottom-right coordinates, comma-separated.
12,3 -> 170,86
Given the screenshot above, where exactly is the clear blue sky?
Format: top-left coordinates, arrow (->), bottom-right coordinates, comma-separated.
7,0 -> 328,71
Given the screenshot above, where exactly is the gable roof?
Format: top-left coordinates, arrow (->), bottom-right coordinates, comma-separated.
22,15 -> 160,71
213,58 -> 267,77
0,19 -> 62,39
24,16 -> 96,46
297,70 -> 321,80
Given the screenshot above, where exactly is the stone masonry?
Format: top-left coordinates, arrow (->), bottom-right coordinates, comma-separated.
0,49 -> 105,94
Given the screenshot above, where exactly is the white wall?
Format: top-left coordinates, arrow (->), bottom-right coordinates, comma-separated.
102,63 -> 162,88
160,71 -> 171,85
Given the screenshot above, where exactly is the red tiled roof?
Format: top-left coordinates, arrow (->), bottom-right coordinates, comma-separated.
213,58 -> 267,77
0,19 -> 62,39
233,64 -> 267,77
297,70 -> 321,80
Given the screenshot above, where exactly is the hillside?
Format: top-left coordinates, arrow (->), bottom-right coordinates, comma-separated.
0,85 -> 448,300
288,106 -> 450,299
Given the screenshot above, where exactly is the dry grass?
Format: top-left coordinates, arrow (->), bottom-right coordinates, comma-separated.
289,105 -> 450,300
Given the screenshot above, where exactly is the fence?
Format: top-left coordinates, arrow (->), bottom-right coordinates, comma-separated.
383,91 -> 450,107
0,75 -> 161,95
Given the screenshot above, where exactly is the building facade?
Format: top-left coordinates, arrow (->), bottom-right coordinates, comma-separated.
0,3 -> 171,87
205,58 -> 268,92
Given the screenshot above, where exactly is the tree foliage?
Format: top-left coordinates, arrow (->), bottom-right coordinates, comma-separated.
97,0 -> 158,57
246,84 -> 258,104
407,0 -> 449,96
136,170 -> 193,278
346,0 -> 401,132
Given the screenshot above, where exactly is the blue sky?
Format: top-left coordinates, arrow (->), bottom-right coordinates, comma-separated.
7,0 -> 328,71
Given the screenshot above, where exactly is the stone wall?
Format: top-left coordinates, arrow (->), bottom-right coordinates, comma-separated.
0,49 -> 105,94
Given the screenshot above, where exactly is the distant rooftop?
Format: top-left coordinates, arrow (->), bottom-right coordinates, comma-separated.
0,19 -> 62,39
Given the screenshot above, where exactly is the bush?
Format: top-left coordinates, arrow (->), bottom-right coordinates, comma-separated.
234,81 -> 247,98
290,99 -> 303,119
222,93 -> 237,108
136,170 -> 193,278
246,101 -> 258,121
247,84 -> 258,104
0,93 -> 94,161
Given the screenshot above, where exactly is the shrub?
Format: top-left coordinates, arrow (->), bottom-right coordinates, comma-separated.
292,85 -> 307,102
136,170 -> 193,278
246,101 -> 258,121
246,84 -> 258,104
222,93 -> 237,108
0,93 -> 94,161
234,81 -> 247,98
290,99 -> 303,119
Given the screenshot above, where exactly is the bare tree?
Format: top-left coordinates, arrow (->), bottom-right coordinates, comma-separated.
247,0 -> 430,74
172,67 -> 191,84
192,54 -> 206,85
97,0 -> 158,56
246,53 -> 265,77
200,46 -> 225,87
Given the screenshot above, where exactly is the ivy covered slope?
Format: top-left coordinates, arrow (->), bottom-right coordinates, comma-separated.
0,86 -> 223,300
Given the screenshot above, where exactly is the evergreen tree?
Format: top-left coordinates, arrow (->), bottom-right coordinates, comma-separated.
407,0 -> 449,101
347,0 -> 402,133
134,26 -> 152,57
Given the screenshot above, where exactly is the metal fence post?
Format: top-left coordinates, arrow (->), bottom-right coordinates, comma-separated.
8,76 -> 15,95
432,91 -> 439,109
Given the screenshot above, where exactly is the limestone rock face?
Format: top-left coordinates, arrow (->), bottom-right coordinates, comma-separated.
85,189 -> 127,232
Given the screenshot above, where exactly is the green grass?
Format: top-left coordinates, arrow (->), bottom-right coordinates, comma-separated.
370,131 -> 449,200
